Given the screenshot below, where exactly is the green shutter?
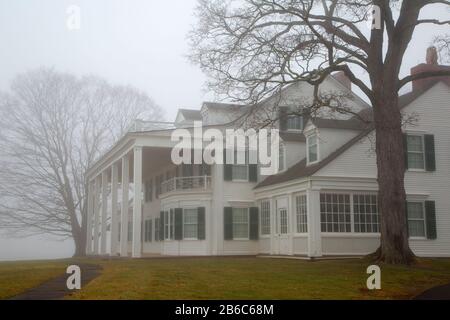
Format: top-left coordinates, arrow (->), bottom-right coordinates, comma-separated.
174,208 -> 183,240
425,201 -> 437,240
159,211 -> 164,241
424,135 -> 436,172
279,107 -> 288,131
405,201 -> 409,238
224,207 -> 233,240
403,134 -> 409,170
224,149 -> 233,181
249,207 -> 259,240
198,207 -> 206,240
249,164 -> 258,182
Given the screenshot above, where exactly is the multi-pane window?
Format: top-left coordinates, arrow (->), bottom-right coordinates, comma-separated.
406,135 -> 425,169
320,193 -> 351,232
287,115 -> 303,131
127,221 -> 133,241
307,134 -> 318,163
170,209 -> 175,239
407,202 -> 426,237
232,150 -> 248,180
353,194 -> 380,233
279,143 -> 285,172
260,200 -> 271,235
145,179 -> 153,202
232,208 -> 249,239
279,209 -> 288,234
164,211 -> 170,240
155,218 -> 160,241
144,220 -> 152,242
183,208 -> 198,239
296,195 -> 308,233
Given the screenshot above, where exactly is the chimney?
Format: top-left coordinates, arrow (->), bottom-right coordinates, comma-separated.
410,46 -> 450,92
333,71 -> 352,91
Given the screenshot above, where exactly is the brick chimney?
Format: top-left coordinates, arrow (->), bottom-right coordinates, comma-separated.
333,71 -> 352,91
410,46 -> 450,92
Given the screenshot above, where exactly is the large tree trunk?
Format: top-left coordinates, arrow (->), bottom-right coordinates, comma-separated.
371,89 -> 416,265
72,226 -> 87,257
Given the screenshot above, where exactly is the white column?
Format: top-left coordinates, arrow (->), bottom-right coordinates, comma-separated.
100,171 -> 108,255
86,181 -> 94,255
307,189 -> 322,257
132,146 -> 143,258
93,176 -> 100,255
120,155 -> 130,257
110,163 -> 119,256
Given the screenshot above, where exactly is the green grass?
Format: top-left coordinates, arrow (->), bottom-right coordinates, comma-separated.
0,260 -> 68,299
2,257 -> 450,300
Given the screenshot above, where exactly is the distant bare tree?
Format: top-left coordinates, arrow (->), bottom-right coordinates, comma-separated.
190,0 -> 450,264
0,68 -> 163,257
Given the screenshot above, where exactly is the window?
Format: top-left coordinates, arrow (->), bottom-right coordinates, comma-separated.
320,193 -> 351,232
164,211 -> 170,240
353,194 -> 380,233
407,202 -> 426,237
232,208 -> 249,239
406,135 -> 425,170
279,208 -> 288,234
296,195 -> 308,233
144,220 -> 152,242
232,150 -> 248,181
260,200 -> 271,235
183,208 -> 198,239
127,221 -> 133,241
287,115 -> 303,131
279,143 -> 285,172
155,218 -> 160,241
307,134 -> 318,164
155,175 -> 164,199
145,179 -> 153,202
170,209 -> 175,240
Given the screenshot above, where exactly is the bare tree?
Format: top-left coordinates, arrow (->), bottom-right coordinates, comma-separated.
0,68 -> 163,257
190,0 -> 450,264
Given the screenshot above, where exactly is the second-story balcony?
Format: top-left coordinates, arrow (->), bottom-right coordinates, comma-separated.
160,176 -> 212,196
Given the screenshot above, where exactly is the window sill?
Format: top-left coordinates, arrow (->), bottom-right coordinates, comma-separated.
409,237 -> 428,241
407,169 -> 426,173
321,233 -> 381,238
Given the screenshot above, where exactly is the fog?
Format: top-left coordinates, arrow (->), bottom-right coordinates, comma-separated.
0,0 -> 448,261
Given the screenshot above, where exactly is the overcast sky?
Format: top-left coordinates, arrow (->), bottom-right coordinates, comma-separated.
0,1 -> 448,261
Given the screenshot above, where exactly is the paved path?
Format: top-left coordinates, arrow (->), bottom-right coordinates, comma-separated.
414,283 -> 450,300
10,264 -> 101,300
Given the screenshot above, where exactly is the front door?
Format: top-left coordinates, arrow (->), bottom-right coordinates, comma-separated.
273,203 -> 290,255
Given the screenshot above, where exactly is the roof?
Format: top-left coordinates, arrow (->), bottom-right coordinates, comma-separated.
178,109 -> 202,121
202,102 -> 247,110
255,81 -> 450,190
280,132 -> 306,142
255,128 -> 372,189
312,118 -> 368,130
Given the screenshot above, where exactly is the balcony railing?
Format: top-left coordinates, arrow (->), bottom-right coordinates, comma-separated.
128,120 -> 177,133
160,176 -> 212,195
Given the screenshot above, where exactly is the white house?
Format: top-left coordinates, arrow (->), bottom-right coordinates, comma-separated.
86,54 -> 450,258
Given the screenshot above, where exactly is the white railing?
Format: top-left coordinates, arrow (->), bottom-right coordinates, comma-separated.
128,120 -> 177,133
160,176 -> 212,195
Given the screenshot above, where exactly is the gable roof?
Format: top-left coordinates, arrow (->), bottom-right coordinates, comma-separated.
178,109 -> 202,121
255,81 -> 450,190
255,128 -> 372,189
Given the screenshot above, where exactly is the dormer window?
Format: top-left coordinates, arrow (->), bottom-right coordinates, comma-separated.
307,133 -> 319,164
286,115 -> 303,131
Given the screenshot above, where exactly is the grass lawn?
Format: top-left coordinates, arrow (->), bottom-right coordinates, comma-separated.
0,260 -> 69,299
2,257 -> 450,300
